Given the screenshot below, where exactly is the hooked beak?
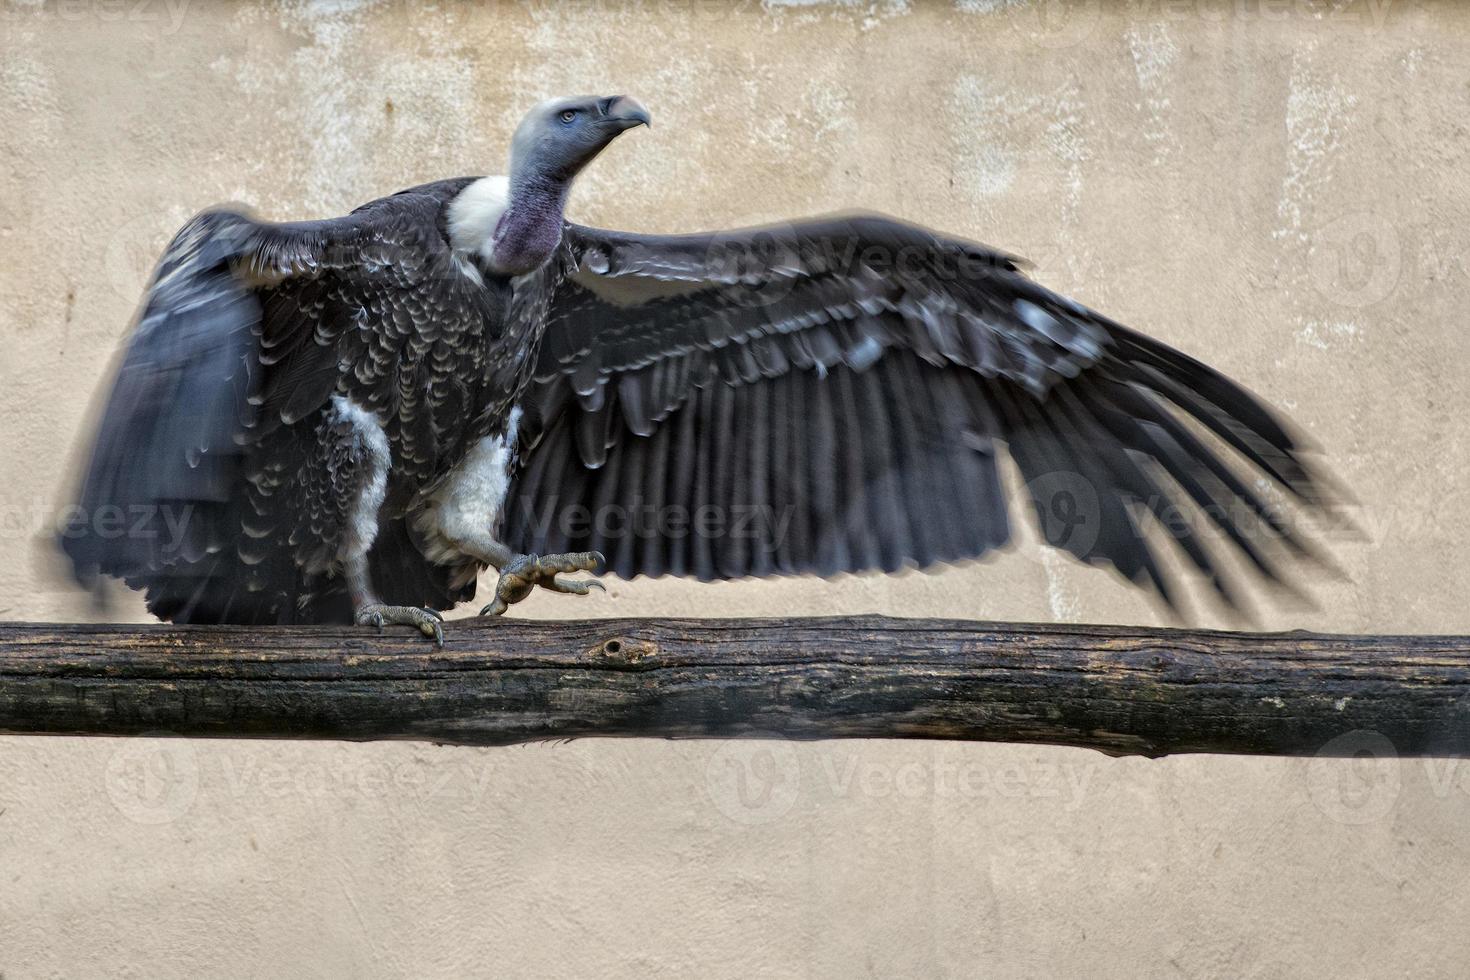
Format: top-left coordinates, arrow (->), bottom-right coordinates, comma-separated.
601,95 -> 651,131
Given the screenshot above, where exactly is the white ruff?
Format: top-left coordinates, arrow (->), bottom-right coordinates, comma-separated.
446,175 -> 510,269
416,408 -> 522,565
332,395 -> 391,562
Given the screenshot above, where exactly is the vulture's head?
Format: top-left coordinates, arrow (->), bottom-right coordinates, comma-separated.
511,95 -> 651,185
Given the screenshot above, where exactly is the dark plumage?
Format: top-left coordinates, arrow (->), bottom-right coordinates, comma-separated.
65,181 -> 521,627
506,218 -> 1330,605
61,96 -> 1333,641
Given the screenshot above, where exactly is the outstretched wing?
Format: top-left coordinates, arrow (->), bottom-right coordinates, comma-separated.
502,215 -> 1331,611
61,181 -> 481,622
62,209 -> 327,583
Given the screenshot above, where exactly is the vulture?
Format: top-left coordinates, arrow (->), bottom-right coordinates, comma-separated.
61,95 -> 1332,645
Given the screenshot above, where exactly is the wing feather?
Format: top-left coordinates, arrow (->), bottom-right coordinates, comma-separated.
63,180 -> 483,623
498,214 -> 1336,610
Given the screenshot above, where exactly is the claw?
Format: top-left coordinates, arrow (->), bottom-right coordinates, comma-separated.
478,551 -> 605,617
355,604 -> 445,647
546,576 -> 606,596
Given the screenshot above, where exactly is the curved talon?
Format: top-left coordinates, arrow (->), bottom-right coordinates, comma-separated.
478,550 -> 605,618
547,576 -> 606,596
355,604 -> 445,647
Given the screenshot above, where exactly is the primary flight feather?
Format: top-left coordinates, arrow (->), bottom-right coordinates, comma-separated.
61,96 -> 1331,643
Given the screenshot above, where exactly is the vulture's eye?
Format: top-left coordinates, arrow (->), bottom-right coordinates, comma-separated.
559,109 -> 578,124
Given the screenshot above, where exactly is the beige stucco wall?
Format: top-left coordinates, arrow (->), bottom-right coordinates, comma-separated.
1,0 -> 1467,976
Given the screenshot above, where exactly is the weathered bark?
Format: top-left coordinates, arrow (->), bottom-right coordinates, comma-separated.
1,616 -> 1467,757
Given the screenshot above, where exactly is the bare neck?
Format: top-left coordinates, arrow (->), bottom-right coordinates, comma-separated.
492,170 -> 570,276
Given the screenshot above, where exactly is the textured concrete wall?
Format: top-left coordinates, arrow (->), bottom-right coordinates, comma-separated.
1,0 -> 1467,976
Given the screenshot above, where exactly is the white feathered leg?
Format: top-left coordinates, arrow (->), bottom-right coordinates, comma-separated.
414,408 -> 603,618
329,397 -> 445,645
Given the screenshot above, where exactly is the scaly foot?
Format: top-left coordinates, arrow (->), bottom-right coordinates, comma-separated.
355,603 -> 445,647
479,551 -> 605,617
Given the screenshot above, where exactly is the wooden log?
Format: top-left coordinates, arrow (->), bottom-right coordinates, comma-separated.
1,616 -> 1468,757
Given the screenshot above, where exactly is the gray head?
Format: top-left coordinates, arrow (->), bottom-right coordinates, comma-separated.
509,95 -> 651,188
